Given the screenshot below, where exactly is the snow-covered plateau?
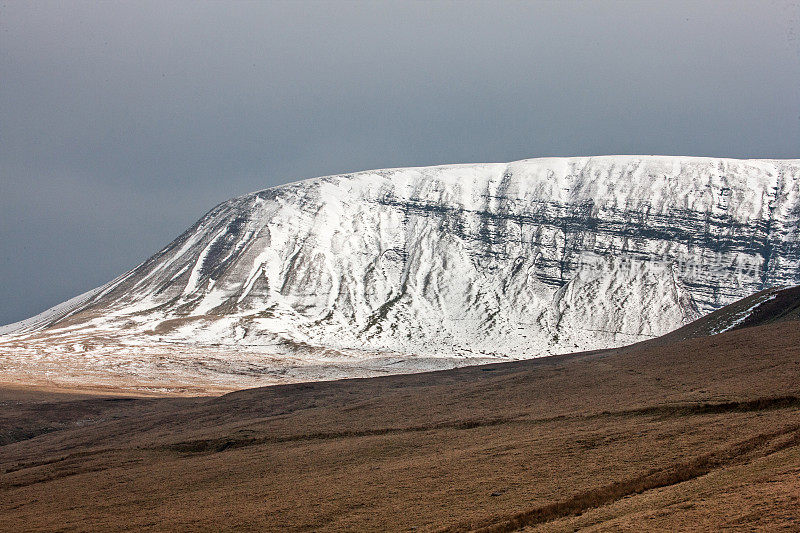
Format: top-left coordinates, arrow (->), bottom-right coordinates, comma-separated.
2,156 -> 799,391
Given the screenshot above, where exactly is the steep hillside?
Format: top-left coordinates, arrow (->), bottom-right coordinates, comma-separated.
1,156 -> 799,389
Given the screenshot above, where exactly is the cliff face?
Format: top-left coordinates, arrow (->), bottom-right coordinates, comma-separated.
4,156 -> 800,362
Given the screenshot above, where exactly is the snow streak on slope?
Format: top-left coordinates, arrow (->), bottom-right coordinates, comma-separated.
1,156 -> 799,389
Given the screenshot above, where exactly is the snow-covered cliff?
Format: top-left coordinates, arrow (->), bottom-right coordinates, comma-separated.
2,156 -> 799,387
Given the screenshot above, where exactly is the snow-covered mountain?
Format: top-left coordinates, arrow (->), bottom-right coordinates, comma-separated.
2,156 -> 799,390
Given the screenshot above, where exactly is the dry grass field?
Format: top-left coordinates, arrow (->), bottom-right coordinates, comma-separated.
1,319 -> 800,531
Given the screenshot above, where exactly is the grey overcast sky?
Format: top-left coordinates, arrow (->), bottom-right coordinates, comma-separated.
1,1 -> 799,326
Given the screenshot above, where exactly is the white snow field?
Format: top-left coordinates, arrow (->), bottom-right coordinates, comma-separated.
2,156 -> 799,392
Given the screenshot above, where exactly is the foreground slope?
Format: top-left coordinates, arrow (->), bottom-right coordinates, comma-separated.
2,292 -> 800,531
2,156 -> 800,391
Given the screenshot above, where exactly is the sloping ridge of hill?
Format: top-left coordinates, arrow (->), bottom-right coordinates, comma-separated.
656,284 -> 800,343
1,287 -> 800,531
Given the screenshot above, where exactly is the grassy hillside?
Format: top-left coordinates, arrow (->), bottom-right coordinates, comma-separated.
1,301 -> 800,530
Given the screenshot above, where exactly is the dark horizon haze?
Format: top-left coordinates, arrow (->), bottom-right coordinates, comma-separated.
2,0 -> 799,326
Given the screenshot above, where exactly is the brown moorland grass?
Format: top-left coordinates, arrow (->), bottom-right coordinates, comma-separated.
1,320 -> 799,531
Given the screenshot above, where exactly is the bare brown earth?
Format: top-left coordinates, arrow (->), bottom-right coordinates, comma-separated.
1,320 -> 800,531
